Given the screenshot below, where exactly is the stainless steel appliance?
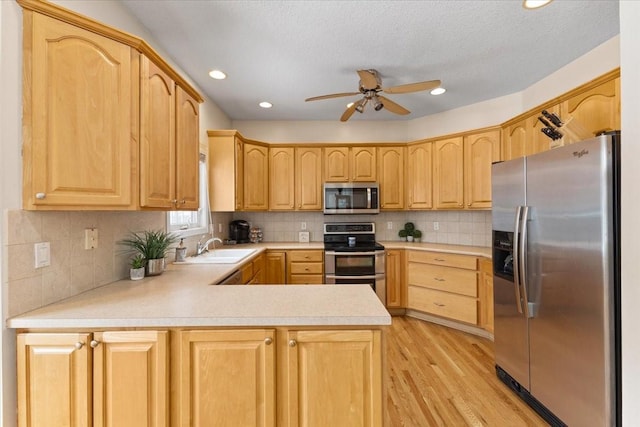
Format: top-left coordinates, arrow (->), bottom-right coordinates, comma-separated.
323,182 -> 380,214
323,222 -> 386,303
229,220 -> 250,243
492,132 -> 620,426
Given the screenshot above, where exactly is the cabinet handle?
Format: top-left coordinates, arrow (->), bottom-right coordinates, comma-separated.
171,199 -> 178,204
74,342 -> 84,350
458,203 -> 463,207
434,277 -> 445,282
264,337 -> 273,345
288,339 -> 297,347
35,193 -> 46,200
434,258 -> 446,262
90,340 -> 100,348
180,199 -> 186,204
434,302 -> 445,307
467,203 -> 471,206
304,267 -> 309,271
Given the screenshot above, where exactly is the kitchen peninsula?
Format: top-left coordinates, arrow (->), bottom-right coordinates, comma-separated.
10,258 -> 390,427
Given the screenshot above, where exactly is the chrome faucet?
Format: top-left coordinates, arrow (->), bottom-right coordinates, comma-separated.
196,236 -> 223,256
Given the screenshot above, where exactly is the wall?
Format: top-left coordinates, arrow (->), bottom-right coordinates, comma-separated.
234,211 -> 491,247
619,2 -> 640,424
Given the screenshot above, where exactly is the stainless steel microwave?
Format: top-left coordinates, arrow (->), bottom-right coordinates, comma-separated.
323,182 -> 379,214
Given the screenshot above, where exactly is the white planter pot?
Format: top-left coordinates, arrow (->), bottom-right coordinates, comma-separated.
130,267 -> 145,281
407,236 -> 414,242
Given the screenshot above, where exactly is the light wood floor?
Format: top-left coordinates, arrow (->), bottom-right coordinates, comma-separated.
384,316 -> 548,427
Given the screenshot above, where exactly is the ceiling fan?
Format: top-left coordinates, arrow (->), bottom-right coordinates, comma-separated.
305,69 -> 441,122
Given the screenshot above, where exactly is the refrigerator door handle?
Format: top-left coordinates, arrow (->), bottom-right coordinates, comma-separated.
513,206 -> 524,314
519,206 -> 533,318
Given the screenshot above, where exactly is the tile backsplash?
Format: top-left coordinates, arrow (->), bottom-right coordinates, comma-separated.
234,210 -> 492,246
3,208 -> 488,318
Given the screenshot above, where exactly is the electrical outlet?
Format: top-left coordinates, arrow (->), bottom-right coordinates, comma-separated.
218,223 -> 222,233
84,228 -> 98,249
387,221 -> 393,230
301,222 -> 307,230
34,242 -> 50,268
433,222 -> 440,231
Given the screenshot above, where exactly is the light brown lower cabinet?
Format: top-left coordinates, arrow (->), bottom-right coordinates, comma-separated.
18,327 -> 383,427
17,330 -> 168,427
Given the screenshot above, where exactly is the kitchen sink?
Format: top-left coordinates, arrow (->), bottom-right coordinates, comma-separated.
175,248 -> 258,264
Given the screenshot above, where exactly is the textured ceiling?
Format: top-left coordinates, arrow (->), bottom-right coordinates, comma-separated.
121,0 -> 619,122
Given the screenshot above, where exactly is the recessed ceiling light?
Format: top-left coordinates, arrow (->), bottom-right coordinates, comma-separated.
347,102 -> 355,108
259,101 -> 273,109
430,87 -> 446,95
208,69 -> 226,80
522,0 -> 553,9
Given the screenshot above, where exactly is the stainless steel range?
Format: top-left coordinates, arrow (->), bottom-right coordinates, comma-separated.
323,222 -> 386,303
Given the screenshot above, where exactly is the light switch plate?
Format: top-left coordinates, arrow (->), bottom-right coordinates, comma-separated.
84,228 -> 98,249
298,231 -> 310,243
34,242 -> 50,268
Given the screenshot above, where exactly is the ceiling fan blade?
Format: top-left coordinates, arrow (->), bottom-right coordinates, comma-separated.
357,70 -> 379,90
383,79 -> 441,94
340,99 -> 361,122
378,95 -> 410,115
305,92 -> 360,102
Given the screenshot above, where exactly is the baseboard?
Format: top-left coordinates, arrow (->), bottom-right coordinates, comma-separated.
405,309 -> 494,340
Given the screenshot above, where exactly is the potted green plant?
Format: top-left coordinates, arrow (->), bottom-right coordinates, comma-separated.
413,229 -> 422,243
404,222 -> 416,242
129,254 -> 146,280
119,230 -> 179,276
398,229 -> 408,241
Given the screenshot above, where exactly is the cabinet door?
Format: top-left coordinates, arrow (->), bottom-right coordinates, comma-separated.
561,77 -> 620,141
295,147 -> 323,210
17,333 -> 91,427
385,250 -> 405,308
378,146 -> 405,210
177,329 -> 276,427
175,86 -> 200,210
463,130 -> 500,209
479,258 -> 494,334
26,14 -> 133,208
433,137 -> 464,209
269,147 -> 295,210
407,142 -> 433,209
502,119 -> 527,161
244,143 -> 269,210
93,331 -> 168,427
351,147 -> 377,181
140,56 -> 176,208
285,330 -> 382,427
324,147 -> 350,181
208,133 -> 243,211
265,251 -> 286,284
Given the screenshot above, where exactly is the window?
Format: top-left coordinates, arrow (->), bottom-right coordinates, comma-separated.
167,154 -> 210,236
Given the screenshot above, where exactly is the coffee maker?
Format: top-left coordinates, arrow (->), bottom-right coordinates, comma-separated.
229,220 -> 250,243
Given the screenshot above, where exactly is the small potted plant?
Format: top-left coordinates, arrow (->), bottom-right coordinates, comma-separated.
398,229 -> 408,241
119,230 -> 179,276
129,254 -> 146,280
404,222 -> 416,242
413,229 -> 422,243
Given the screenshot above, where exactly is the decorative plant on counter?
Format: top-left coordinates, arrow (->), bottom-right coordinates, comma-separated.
119,230 -> 179,276
398,222 -> 422,242
129,254 -> 146,281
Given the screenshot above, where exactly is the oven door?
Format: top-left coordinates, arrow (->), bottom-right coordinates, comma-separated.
325,250 -> 386,303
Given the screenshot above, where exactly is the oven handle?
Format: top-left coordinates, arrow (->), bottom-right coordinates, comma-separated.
325,251 -> 383,256
325,274 -> 385,280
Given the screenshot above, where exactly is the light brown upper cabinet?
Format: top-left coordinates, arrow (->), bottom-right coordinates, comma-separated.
19,0 -> 202,211
433,137 -> 464,209
269,147 -> 295,210
378,146 -> 405,210
502,119 -> 527,162
324,146 -> 376,182
528,104 -> 560,155
175,87 -> 200,210
22,12 -> 135,209
209,131 -> 243,211
560,77 -> 620,141
295,147 -> 323,210
269,146 -> 322,211
406,142 -> 433,210
463,129 -> 500,209
243,142 -> 269,210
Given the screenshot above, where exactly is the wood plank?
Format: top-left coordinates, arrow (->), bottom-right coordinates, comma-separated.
384,316 -> 547,426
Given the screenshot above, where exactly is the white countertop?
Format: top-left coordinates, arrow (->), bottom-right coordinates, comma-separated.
8,241 -> 490,329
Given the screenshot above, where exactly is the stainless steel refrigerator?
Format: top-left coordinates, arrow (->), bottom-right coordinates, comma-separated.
492,132 -> 620,426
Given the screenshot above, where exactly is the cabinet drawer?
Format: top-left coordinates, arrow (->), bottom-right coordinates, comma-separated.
408,251 -> 477,270
408,263 -> 477,297
288,275 -> 325,285
288,250 -> 323,262
408,286 -> 478,324
290,263 -> 323,275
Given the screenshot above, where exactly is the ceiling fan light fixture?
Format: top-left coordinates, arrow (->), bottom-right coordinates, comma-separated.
373,96 -> 384,111
522,0 -> 553,10
208,69 -> 227,80
355,102 -> 365,113
430,87 -> 446,95
259,101 -> 273,109
347,102 -> 355,108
